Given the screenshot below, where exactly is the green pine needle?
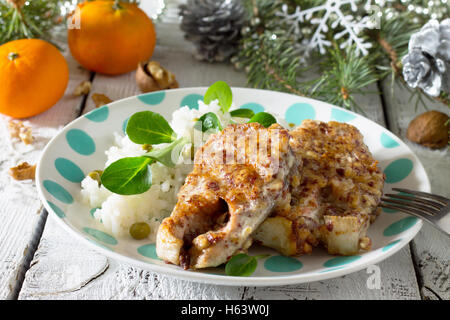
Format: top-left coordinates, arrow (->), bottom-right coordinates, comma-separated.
0,0 -> 63,45
234,0 -> 450,114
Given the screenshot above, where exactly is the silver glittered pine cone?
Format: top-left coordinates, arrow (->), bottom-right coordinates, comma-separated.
402,18 -> 450,97
179,0 -> 247,63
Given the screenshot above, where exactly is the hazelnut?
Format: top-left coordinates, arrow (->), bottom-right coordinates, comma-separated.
406,110 -> 449,149
136,61 -> 179,93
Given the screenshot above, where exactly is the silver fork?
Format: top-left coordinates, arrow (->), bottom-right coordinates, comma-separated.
380,188 -> 450,236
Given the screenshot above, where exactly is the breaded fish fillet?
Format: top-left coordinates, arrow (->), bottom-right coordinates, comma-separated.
156,123 -> 300,269
254,120 -> 385,256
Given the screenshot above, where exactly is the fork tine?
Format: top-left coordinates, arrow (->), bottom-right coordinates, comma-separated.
381,197 -> 439,215
380,203 -> 433,221
392,188 -> 449,205
385,193 -> 444,210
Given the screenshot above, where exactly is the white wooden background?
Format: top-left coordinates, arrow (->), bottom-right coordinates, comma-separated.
0,1 -> 448,300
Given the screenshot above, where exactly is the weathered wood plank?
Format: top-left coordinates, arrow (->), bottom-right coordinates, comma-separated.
243,247 -> 420,300
18,217 -> 243,300
19,217 -> 421,300
0,46 -> 90,299
381,79 -> 450,300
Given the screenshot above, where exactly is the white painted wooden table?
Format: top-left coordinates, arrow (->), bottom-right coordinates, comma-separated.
0,3 -> 448,300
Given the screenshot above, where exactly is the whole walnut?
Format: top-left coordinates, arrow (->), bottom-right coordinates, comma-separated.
406,110 -> 449,149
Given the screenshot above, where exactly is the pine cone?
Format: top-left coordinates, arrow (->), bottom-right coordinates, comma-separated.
179,0 -> 247,63
402,18 -> 450,97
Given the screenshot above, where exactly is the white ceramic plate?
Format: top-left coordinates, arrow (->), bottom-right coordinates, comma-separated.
36,87 -> 429,286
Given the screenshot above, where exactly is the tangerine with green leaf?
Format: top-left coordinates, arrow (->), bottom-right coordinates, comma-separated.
67,0 -> 156,75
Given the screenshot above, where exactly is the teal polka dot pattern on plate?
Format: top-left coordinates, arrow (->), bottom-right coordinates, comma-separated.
180,93 -> 203,109
380,132 -> 400,149
285,103 -> 316,125
138,91 -> 166,105
85,105 -> 109,122
331,108 -> 356,122
43,180 -> 73,204
66,129 -> 95,156
47,201 -> 65,218
54,158 -> 85,183
137,243 -> 160,260
122,117 -> 130,134
383,217 -> 418,237
384,158 -> 413,184
239,102 -> 264,114
323,255 -> 361,268
382,239 -> 402,252
264,256 -> 303,272
83,227 -> 118,245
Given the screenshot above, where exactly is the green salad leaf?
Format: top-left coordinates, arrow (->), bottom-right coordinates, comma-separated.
98,81 -> 267,196
204,81 -> 233,113
225,254 -> 269,277
197,112 -> 223,133
145,137 -> 190,168
248,112 -> 277,128
101,156 -> 154,195
230,108 -> 255,119
225,254 -> 257,277
101,137 -> 190,194
126,111 -> 176,145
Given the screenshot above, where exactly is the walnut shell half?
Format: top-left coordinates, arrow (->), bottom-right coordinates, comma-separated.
136,61 -> 179,93
406,110 -> 449,149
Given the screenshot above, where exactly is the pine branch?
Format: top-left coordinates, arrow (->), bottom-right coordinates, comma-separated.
0,0 -> 63,45
259,40 -> 306,97
236,0 -> 383,112
305,43 -> 379,112
240,30 -> 306,96
235,0 -> 450,113
376,35 -> 401,75
236,0 -> 307,96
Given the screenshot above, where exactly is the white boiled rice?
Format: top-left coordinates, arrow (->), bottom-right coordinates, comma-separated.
80,99 -> 284,242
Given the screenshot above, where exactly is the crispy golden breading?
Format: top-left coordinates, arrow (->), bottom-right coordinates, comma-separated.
157,120 -> 384,268
254,120 -> 384,256
156,123 -> 300,269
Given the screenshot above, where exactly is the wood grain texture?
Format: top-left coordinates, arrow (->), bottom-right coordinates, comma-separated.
0,45 -> 90,299
381,79 -> 449,300
243,247 -> 421,300
19,216 -> 421,300
19,217 -> 243,300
